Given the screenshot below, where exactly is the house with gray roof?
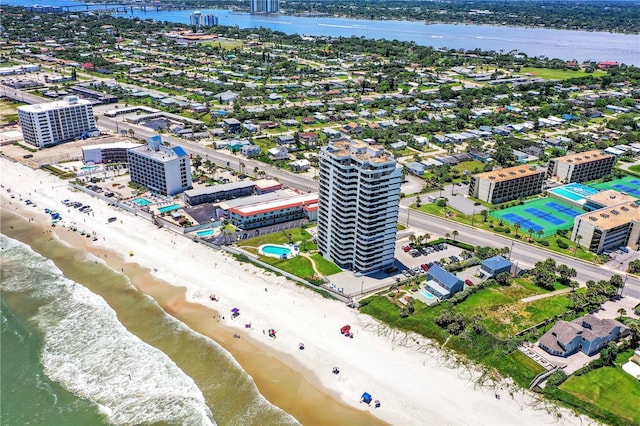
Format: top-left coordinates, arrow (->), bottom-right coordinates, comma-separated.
425,265 -> 464,299
539,315 -> 627,357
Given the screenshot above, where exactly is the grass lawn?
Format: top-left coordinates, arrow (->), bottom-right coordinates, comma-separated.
261,255 -> 316,278
310,254 -> 342,276
242,228 -> 313,247
510,349 -> 545,377
520,67 -> 606,80
559,349 -> 640,425
454,281 -> 571,337
628,164 -> 640,174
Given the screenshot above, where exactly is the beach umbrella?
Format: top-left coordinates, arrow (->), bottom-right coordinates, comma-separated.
231,308 -> 240,313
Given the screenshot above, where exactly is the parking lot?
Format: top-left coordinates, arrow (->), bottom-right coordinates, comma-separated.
393,238 -> 484,287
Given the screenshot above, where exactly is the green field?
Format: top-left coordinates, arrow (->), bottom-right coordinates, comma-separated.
454,280 -> 570,337
310,254 -> 342,276
559,350 -> 640,425
520,67 -> 606,80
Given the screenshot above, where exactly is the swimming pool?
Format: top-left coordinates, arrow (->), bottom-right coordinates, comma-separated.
258,244 -> 298,259
81,165 -> 99,171
549,183 -> 598,202
196,229 -> 215,237
420,289 -> 436,300
133,198 -> 151,206
158,204 -> 181,214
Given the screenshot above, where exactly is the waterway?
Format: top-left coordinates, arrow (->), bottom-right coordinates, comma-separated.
4,0 -> 640,65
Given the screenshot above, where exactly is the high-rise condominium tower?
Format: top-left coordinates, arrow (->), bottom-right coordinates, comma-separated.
317,139 -> 402,274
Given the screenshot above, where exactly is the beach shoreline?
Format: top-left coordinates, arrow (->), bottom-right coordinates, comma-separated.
1,157 -> 593,425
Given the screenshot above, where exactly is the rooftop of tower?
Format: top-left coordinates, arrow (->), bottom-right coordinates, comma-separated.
326,139 -> 395,164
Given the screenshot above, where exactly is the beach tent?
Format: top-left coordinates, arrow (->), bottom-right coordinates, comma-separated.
361,392 -> 372,404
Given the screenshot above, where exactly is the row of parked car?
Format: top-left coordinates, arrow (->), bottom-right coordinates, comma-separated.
402,243 -> 448,257
63,199 -> 92,214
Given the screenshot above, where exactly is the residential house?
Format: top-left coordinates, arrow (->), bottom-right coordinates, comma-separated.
276,134 -> 295,145
539,315 -> 627,357
268,146 -> 289,160
223,118 -> 242,134
425,265 -> 464,299
241,144 -> 262,158
298,132 -> 319,148
290,159 -> 311,172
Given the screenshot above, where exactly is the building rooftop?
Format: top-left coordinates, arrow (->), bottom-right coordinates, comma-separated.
426,264 -> 462,290
218,189 -> 298,210
553,149 -> 613,165
19,96 -> 92,113
481,255 -> 512,271
586,190 -> 636,208
129,143 -> 187,163
474,165 -> 544,182
81,141 -> 141,151
183,180 -> 255,197
230,193 -> 318,217
539,314 -> 626,353
325,139 -> 395,164
578,200 -> 640,229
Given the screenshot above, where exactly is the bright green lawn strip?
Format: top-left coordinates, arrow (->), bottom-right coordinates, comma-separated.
510,349 -> 545,377
310,254 -> 342,276
628,164 -> 640,174
520,67 -> 606,80
260,255 -> 315,278
243,228 -> 312,247
559,350 -> 640,425
524,295 -> 571,325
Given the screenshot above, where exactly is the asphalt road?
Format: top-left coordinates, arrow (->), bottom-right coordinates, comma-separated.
4,83 -> 639,299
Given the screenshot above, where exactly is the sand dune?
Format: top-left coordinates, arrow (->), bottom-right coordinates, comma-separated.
1,157 -> 593,425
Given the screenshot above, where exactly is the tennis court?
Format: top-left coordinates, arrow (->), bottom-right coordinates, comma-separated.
491,198 -> 583,237
593,176 -> 640,199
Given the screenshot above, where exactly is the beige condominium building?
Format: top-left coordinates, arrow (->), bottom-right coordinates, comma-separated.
572,201 -> 640,254
317,139 -> 402,274
468,165 -> 545,204
547,150 -> 615,183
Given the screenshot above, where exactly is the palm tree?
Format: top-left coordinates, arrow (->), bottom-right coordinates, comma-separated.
536,229 -> 544,241
514,223 -> 521,237
127,128 -> 135,139
617,308 -> 627,320
253,166 -> 259,177
452,230 -> 459,241
574,235 -> 583,257
409,234 -> 416,247
445,232 -> 450,241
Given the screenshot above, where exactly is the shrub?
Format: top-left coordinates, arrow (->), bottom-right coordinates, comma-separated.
539,240 -> 550,246
546,370 -> 568,387
556,239 -> 569,249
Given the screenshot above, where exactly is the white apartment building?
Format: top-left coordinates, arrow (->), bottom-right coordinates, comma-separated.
18,96 -> 96,148
572,201 -> 640,254
127,136 -> 192,196
547,150 -> 615,183
469,165 -> 545,204
317,139 -> 402,274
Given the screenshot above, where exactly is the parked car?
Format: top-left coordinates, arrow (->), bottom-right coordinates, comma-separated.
465,279 -> 474,286
403,246 -> 411,252
421,264 -> 429,272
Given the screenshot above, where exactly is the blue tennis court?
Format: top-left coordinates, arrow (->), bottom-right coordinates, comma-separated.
545,202 -> 583,217
501,213 -> 544,232
524,208 -> 565,225
491,197 -> 582,237
593,176 -> 640,199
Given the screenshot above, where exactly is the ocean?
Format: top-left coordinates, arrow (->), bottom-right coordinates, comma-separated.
0,212 -> 298,425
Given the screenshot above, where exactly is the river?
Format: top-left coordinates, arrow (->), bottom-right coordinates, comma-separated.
4,0 -> 640,65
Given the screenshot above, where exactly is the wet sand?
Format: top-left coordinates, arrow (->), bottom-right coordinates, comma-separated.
2,208 -> 385,426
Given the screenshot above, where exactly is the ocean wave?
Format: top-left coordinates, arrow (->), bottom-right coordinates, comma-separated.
0,235 -> 215,426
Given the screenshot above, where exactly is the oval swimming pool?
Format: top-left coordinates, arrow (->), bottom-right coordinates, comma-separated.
258,244 -> 296,259
420,289 -> 435,300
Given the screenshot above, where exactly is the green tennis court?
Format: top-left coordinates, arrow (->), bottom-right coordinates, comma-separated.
592,176 -> 640,199
490,198 -> 583,237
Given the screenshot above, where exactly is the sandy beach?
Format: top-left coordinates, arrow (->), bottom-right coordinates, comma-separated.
0,157 -> 594,425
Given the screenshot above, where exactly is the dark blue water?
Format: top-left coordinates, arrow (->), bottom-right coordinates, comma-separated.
5,0 -> 640,64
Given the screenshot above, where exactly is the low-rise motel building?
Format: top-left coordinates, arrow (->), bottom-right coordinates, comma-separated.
227,192 -> 318,230
572,201 -> 640,254
547,150 -> 615,183
468,165 -> 545,204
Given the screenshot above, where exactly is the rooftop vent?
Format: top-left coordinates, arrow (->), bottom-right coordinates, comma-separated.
600,213 -> 609,218
589,216 -> 598,221
621,206 -> 629,211
612,210 -> 620,215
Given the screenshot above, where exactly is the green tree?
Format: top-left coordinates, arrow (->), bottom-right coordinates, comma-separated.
495,272 -> 511,286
